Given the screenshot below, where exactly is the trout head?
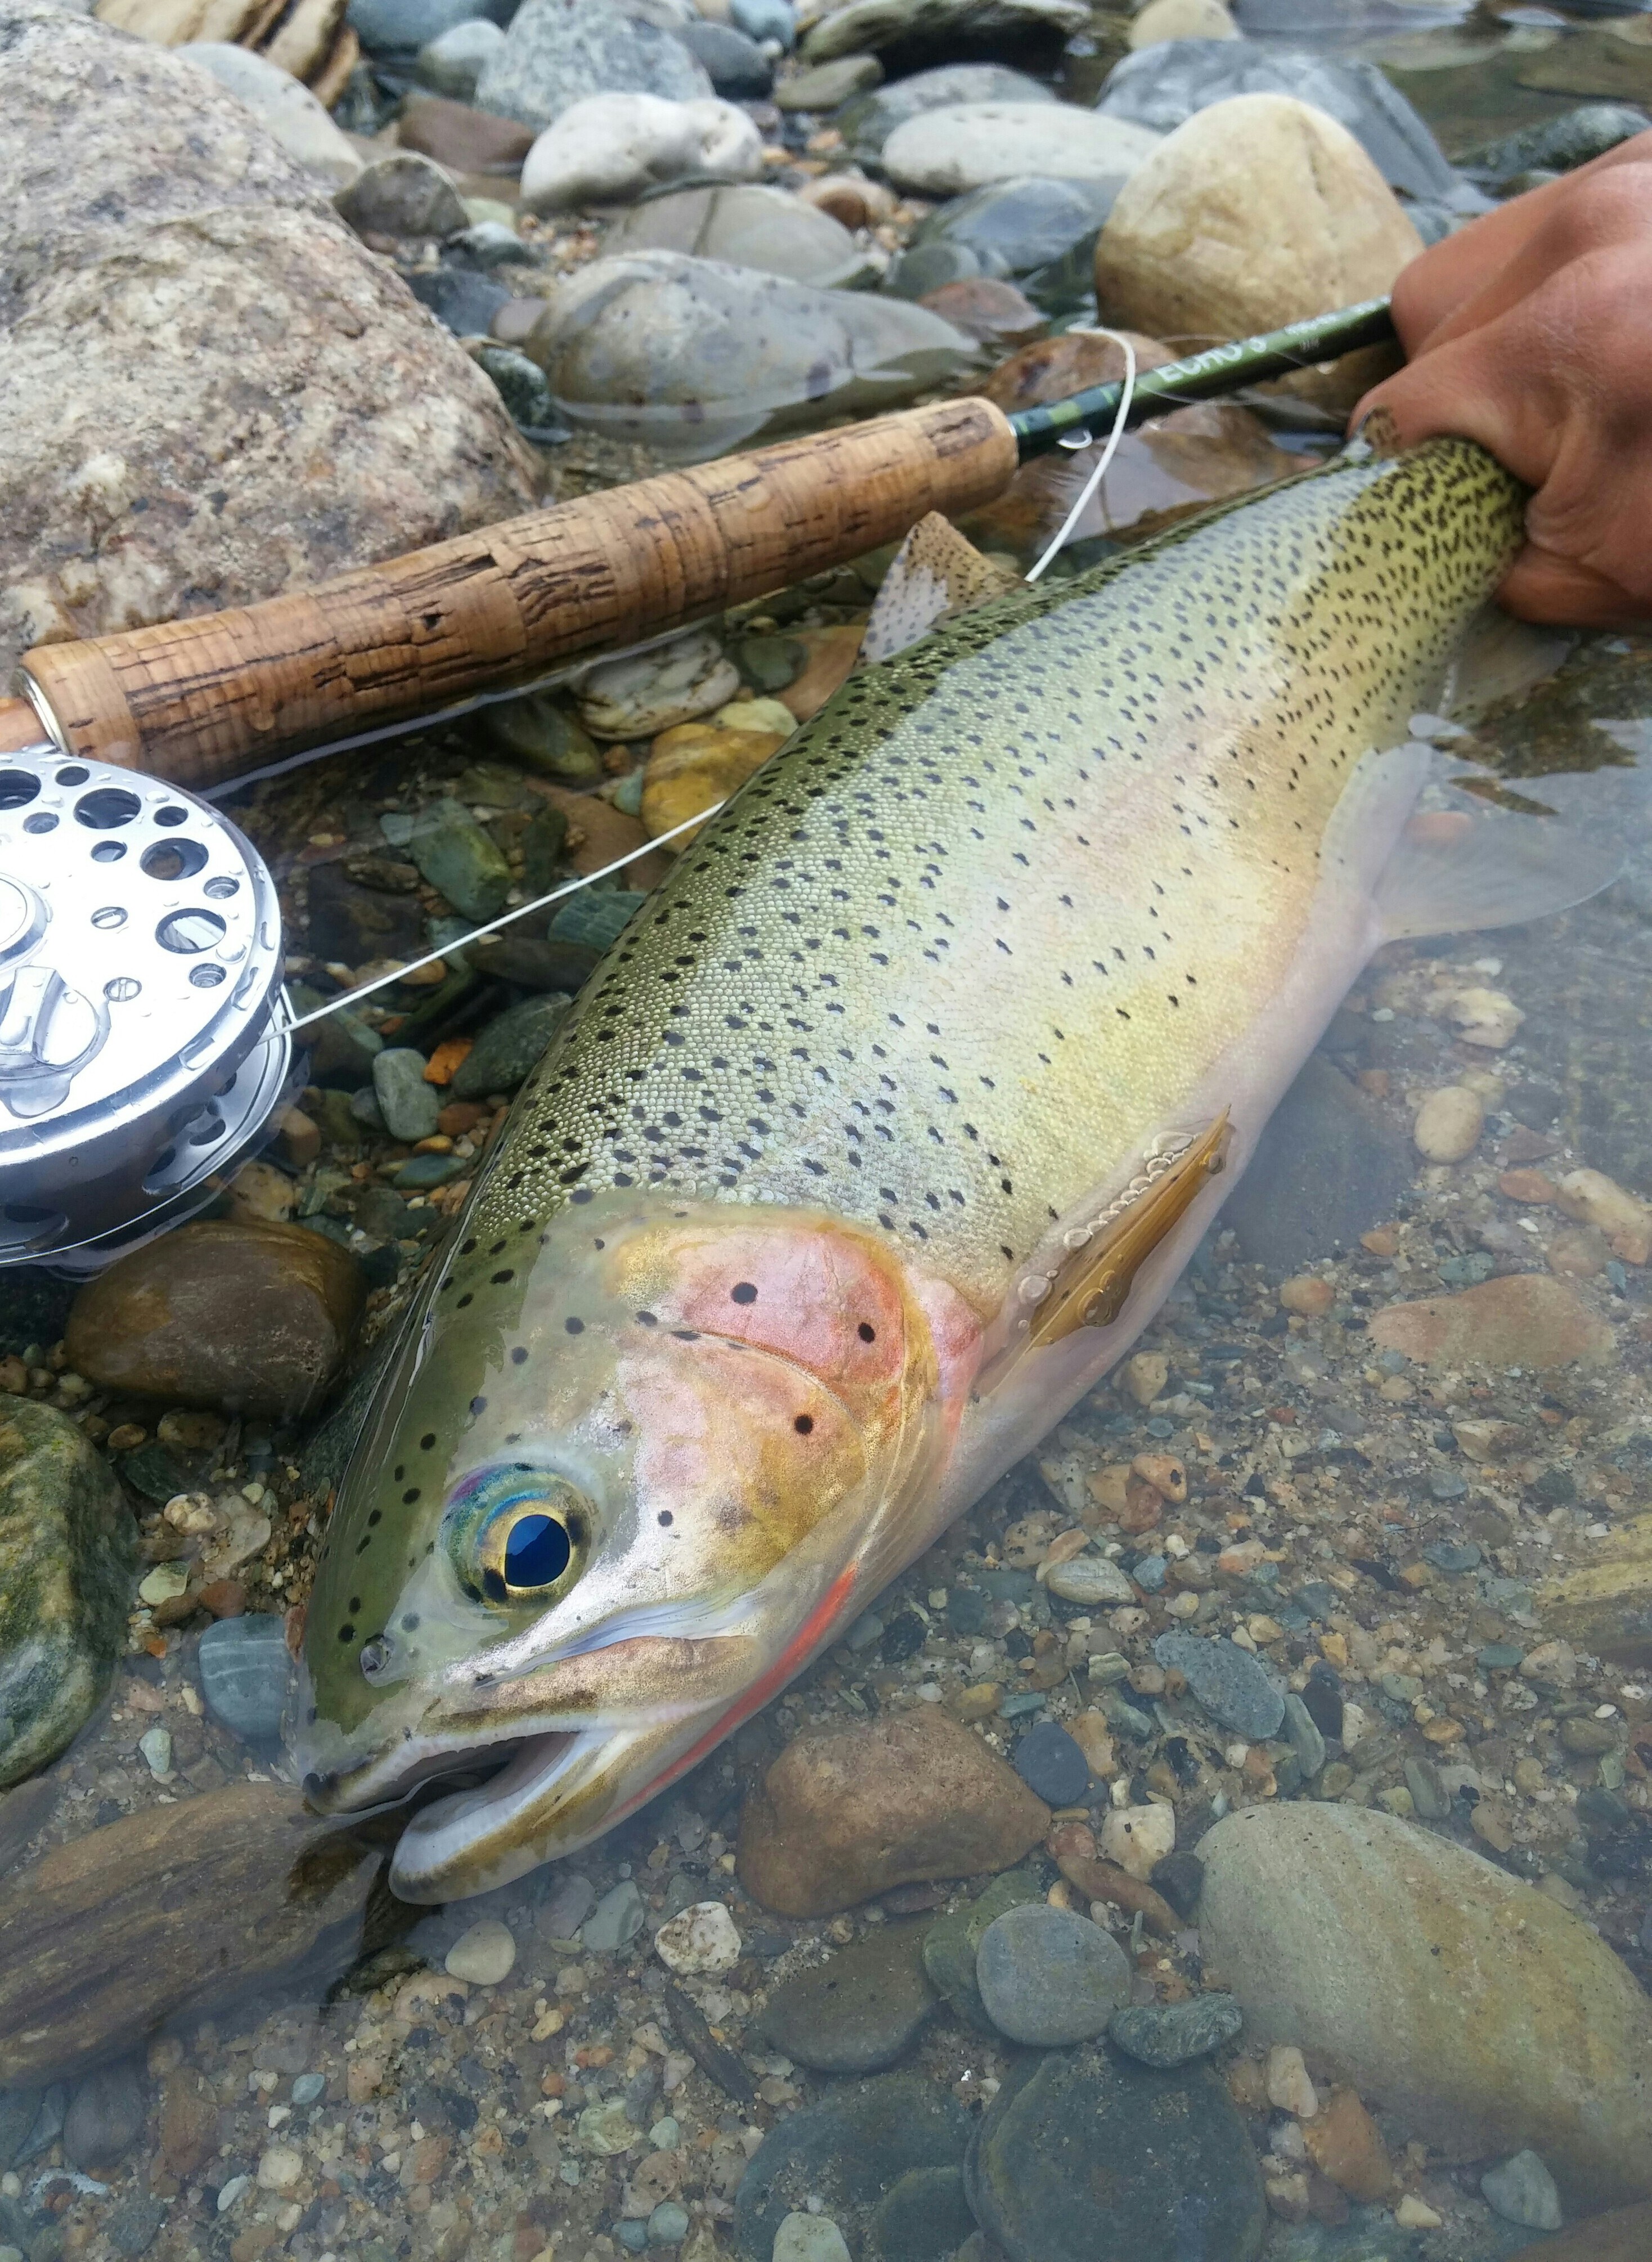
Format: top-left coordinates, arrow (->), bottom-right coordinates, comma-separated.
293,1192 -> 980,1899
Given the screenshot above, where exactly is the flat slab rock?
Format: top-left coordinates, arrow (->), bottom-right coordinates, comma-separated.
0,1781 -> 382,2086
0,0 -> 538,680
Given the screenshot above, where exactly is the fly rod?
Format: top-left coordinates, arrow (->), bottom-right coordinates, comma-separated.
2,299 -> 1397,793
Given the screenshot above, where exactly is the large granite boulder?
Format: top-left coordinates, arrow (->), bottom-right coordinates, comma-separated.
0,0 -> 538,680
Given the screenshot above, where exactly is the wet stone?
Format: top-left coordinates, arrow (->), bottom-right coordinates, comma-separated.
867,2164 -> 974,2262
0,1397 -> 134,1790
450,993 -> 571,1098
921,1867 -> 1044,2030
1110,1992 -> 1244,2067
1011,1720 -> 1090,1805
1481,2149 -> 1563,2231
105,2196 -> 166,2256
758,1921 -> 938,2073
732,2072 -> 969,2260
1150,1848 -> 1204,1920
976,1902 -> 1131,2045
372,1047 -> 442,1142
966,2041 -> 1267,2262
64,2058 -> 146,2171
1461,102 -> 1651,187
772,2217 -> 851,2262
582,1878 -> 646,1952
838,60 -> 1053,162
407,797 -> 511,920
0,2089 -> 39,2173
405,263 -> 511,336
1224,1056 -> 1411,1271
1283,1691 -> 1327,1780
1153,1631 -> 1285,1740
195,1613 -> 290,1740
473,0 -> 710,132
606,182 -> 869,290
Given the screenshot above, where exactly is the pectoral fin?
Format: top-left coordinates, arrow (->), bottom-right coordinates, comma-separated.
860,513 -> 1023,665
1374,802 -> 1621,942
1444,604 -> 1574,721
1031,1112 -> 1233,1348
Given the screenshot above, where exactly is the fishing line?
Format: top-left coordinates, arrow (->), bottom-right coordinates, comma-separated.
281,802 -> 728,1033
1023,330 -> 1138,585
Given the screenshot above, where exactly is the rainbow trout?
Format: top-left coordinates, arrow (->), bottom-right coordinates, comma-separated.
295,437 -> 1608,1899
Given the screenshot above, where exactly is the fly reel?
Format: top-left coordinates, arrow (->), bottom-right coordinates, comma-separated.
0,740 -> 291,1271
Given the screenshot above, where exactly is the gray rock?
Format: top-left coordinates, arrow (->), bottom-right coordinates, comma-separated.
673,19 -> 771,98
1461,102 -> 1650,187
1197,1802 -> 1652,2214
731,0 -> 794,46
1153,1632 -> 1285,1741
881,101 -> 1160,196
890,173 -> 1116,308
104,2196 -> 166,2258
335,152 -> 469,240
538,1870 -> 598,1938
975,1902 -> 1130,2046
838,61 -> 1052,162
450,994 -> 572,1098
605,182 -> 872,289
178,44 -> 362,187
372,1048 -> 442,1142
291,2072 -> 326,2105
1282,1692 -> 1326,1780
16,2084 -> 65,2164
1403,1755 -> 1449,1820
0,1397 -> 134,1792
63,2058 -> 146,2172
1223,1056 -> 1412,1272
581,1879 -> 646,1952
405,264 -> 512,336
475,0 -> 711,132
758,1923 -> 937,2074
0,0 -> 537,689
866,2165 -> 974,2262
528,249 -> 973,464
801,0 -> 1086,76
0,2089 -> 41,2173
348,0 -> 506,56
1109,1993 -> 1244,2068
470,344 -> 570,441
415,16 -> 506,98
774,53 -> 881,110
1097,38 -> 1482,209
732,2074 -> 969,2261
772,2219 -> 850,2262
408,798 -> 511,920
1481,2151 -> 1563,2231
921,1868 -> 1044,2032
964,2041 -> 1266,2262
1010,1720 -> 1089,1806
197,1614 -> 292,1742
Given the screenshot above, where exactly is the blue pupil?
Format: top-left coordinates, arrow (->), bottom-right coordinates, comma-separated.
504,1513 -> 571,1588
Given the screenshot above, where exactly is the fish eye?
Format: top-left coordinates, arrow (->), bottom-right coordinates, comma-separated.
449,1471 -> 591,1610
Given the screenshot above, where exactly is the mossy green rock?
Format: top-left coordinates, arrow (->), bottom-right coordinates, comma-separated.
1198,1802 -> 1652,2212
0,1395 -> 134,1789
920,1866 -> 1043,2032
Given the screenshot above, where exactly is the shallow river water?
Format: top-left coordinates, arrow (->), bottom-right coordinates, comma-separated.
4,5 -> 1652,2262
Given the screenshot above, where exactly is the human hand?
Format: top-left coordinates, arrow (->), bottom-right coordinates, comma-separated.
1353,132 -> 1652,627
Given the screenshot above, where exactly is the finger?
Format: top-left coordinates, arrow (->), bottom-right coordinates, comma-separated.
1498,544 -> 1652,630
1353,313 -> 1570,487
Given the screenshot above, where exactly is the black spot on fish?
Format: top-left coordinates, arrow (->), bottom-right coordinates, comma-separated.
402,1487 -> 420,1504
794,1414 -> 814,1435
658,1510 -> 673,1526
511,1346 -> 528,1364
491,1269 -> 514,1284
731,1281 -> 757,1304
402,1613 -> 421,1631
368,1509 -> 381,1526
420,1433 -> 436,1450
565,1316 -> 584,1334
470,1396 -> 487,1415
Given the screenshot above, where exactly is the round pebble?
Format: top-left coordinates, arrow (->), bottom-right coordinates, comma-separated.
771,2214 -> 852,2262
1413,1083 -> 1484,1162
648,2116 -> 681,2149
1011,1720 -> 1090,1806
371,1047 -> 441,1142
975,1901 -> 1130,2046
616,2224 -> 648,2255
653,1899 -> 741,1975
1109,1993 -> 1244,2067
1152,1632 -> 1285,1740
1482,2149 -> 1563,2230
445,1918 -> 516,1985
1042,1553 -> 1135,1605
290,2073 -> 326,2106
216,2176 -> 250,2213
582,1878 -> 646,1951
197,1613 -> 292,1741
136,1725 -> 172,1780
647,2201 -> 690,2245
255,2143 -> 303,2192
1099,1801 -> 1175,1879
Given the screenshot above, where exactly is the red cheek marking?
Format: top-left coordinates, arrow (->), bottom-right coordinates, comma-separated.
613,1561 -> 859,1824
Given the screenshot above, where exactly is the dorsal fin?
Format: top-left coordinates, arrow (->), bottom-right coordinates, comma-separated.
860,513 -> 1022,665
1030,1112 -> 1233,1348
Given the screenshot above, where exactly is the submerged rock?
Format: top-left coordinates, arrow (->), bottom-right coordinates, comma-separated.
733,2074 -> 969,2261
606,182 -> 871,289
0,0 -> 538,683
1094,93 -> 1419,414
0,1783 -> 381,2086
758,1923 -> 938,2072
451,994 -> 572,1097
0,1398 -> 134,1791
891,174 -> 1119,306
965,2041 -> 1267,2262
737,1707 -> 1049,1915
1368,1272 -> 1614,1371
65,1220 -> 365,1422
882,101 -> 1160,195
1110,1992 -> 1245,2067
1460,102 -> 1650,187
1153,1631 -> 1285,1740
1197,1802 -> 1652,2210
975,1902 -> 1130,2044
474,0 -> 710,131
1097,37 -> 1471,205
526,250 -> 973,463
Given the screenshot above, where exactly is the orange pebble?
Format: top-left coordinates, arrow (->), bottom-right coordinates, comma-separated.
1498,1168 -> 1556,1204
424,1037 -> 474,1087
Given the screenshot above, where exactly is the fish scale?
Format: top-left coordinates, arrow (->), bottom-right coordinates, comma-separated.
297,436 -> 1549,1897
462,437 -> 1516,1303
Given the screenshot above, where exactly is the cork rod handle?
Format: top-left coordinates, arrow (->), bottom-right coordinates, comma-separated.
19,399 -> 1018,793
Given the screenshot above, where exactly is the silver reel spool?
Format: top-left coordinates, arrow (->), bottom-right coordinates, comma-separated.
0,743 -> 291,1272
